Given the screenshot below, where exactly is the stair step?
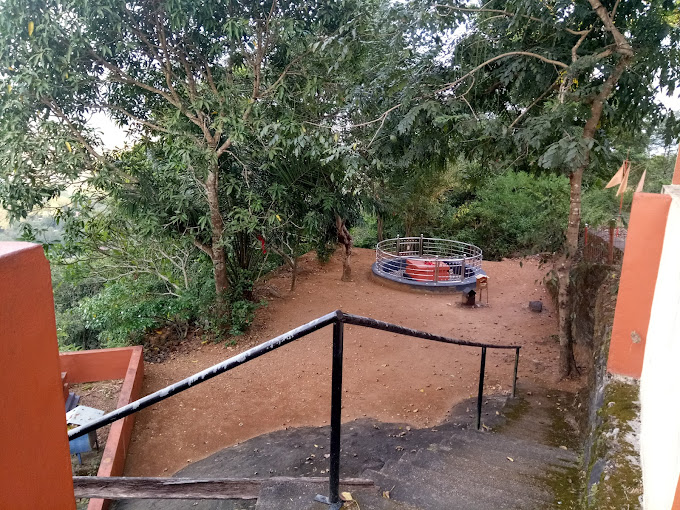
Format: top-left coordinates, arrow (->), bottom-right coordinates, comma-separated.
254,480 -> 421,510
384,455 -> 555,508
367,462 -> 546,510
441,430 -> 579,466
403,448 -> 555,503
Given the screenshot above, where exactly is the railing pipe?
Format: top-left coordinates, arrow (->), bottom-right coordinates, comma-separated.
512,347 -> 520,398
329,316 -> 344,507
68,311 -> 341,440
476,347 -> 487,430
341,314 -> 519,350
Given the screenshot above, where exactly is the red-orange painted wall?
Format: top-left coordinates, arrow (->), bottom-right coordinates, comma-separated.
673,145 -> 680,185
0,243 -> 76,509
58,347 -> 144,510
607,194 -> 672,378
673,479 -> 680,510
61,347 -> 136,383
85,347 -> 144,510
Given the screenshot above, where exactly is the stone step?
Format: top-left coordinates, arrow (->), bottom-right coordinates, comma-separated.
367,462 -> 548,510
403,447 -> 555,503
440,430 -> 579,467
254,480 -> 422,510
383,453 -> 556,508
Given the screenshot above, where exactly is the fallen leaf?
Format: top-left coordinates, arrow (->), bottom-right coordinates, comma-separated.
383,491 -> 391,499
559,445 -> 568,450
340,492 -> 353,501
507,457 -> 514,462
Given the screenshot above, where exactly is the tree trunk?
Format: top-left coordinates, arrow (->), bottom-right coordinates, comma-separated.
377,214 -> 384,243
205,167 -> 229,302
336,215 -> 353,282
556,56 -> 631,379
290,256 -> 298,291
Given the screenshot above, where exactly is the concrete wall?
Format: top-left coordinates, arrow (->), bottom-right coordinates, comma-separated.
640,187 -> 680,510
60,347 -> 145,510
607,193 -> 671,377
0,243 -> 76,509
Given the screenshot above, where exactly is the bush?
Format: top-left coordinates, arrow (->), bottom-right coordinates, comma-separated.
447,171 -> 569,259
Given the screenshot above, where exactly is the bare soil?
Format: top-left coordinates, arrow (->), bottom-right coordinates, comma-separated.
123,248 -> 587,477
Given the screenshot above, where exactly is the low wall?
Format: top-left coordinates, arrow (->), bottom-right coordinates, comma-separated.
639,187 -> 680,510
60,347 -> 144,510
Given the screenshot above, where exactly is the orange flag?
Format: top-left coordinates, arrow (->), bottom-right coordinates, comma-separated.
616,161 -> 630,196
635,169 -> 647,193
606,162 -> 626,188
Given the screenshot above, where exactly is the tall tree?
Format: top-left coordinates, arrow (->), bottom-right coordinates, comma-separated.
0,0 -> 360,303
414,0 -> 680,377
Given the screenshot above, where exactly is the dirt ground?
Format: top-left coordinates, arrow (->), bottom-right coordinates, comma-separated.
123,248 -> 587,477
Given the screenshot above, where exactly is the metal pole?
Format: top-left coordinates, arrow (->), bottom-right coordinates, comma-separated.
512,347 -> 519,398
329,317 -> 344,507
461,256 -> 466,282
419,234 -> 423,256
434,256 -> 439,283
476,347 -> 487,430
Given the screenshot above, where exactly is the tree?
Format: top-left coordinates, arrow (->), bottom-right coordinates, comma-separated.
412,0 -> 680,377
0,0 -> 361,305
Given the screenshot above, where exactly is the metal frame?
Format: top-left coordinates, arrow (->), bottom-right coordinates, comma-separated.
69,310 -> 520,507
375,237 -> 483,285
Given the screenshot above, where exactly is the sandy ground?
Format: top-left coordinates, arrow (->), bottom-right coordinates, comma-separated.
123,248 -> 586,477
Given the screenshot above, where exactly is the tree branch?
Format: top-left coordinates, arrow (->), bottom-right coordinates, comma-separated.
437,51 -> 568,94
586,0 -> 633,57
509,79 -> 559,129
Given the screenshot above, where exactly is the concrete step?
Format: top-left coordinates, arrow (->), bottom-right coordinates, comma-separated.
440,430 -> 579,467
366,461 -> 548,510
254,480 -> 422,510
404,447 -> 555,503
383,456 -> 554,509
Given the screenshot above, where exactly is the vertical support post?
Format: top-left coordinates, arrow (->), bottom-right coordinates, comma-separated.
608,225 -> 615,264
461,256 -> 467,282
512,347 -> 519,398
476,347 -> 487,430
434,256 -> 439,283
396,235 -> 400,256
328,318 -> 344,507
419,234 -> 424,256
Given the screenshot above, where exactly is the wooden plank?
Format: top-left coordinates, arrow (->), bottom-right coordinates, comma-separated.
73,476 -> 374,500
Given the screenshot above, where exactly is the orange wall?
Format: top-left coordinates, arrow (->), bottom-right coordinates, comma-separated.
607,194 -> 672,378
673,145 -> 680,185
85,347 -> 144,510
58,347 -> 145,510
0,243 -> 76,509
61,347 -> 136,383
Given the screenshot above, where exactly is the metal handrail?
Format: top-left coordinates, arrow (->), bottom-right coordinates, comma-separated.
68,310 -> 520,510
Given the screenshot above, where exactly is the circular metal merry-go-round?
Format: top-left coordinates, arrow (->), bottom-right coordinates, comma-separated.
372,236 -> 486,293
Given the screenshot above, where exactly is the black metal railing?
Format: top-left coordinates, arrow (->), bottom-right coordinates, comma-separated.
68,310 -> 521,510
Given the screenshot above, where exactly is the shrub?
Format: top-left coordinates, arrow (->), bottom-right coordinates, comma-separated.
447,171 -> 569,259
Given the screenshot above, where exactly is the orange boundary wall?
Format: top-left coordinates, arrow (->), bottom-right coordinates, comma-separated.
607,193 -> 671,378
61,346 -> 144,510
673,145 -> 680,185
0,243 -> 76,510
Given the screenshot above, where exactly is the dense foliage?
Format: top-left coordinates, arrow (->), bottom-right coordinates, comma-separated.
0,0 -> 678,357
